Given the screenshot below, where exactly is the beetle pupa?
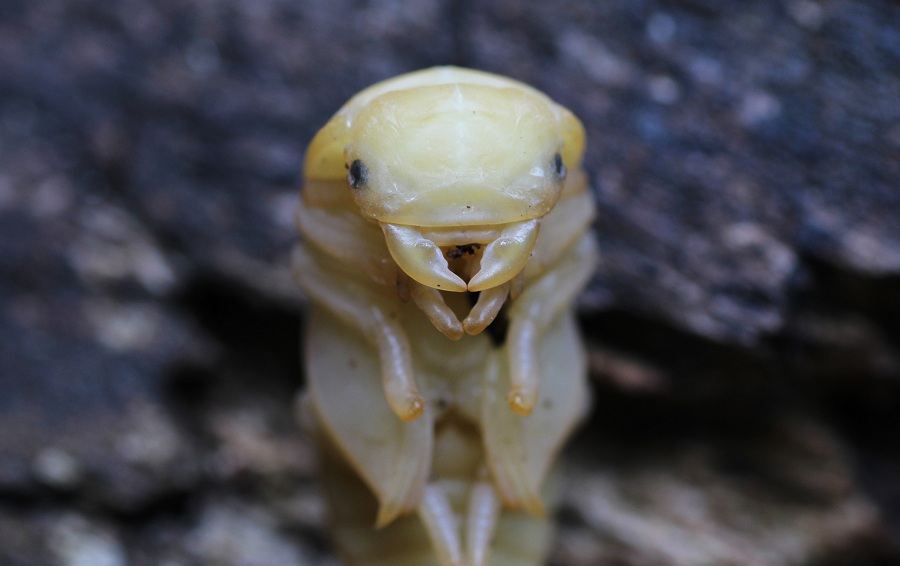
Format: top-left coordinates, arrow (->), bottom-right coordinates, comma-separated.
293,66 -> 597,566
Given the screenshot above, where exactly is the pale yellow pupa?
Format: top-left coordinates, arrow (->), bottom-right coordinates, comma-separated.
293,67 -> 597,566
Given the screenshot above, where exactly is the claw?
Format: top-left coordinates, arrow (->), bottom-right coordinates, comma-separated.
467,219 -> 540,292
382,223 -> 467,291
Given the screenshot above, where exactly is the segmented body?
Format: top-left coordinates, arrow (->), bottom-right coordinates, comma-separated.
293,67 -> 597,566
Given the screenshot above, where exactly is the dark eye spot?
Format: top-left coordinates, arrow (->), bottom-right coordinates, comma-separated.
553,153 -> 566,179
348,159 -> 367,189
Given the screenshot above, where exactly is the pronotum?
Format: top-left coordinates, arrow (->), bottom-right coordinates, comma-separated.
292,66 -> 597,566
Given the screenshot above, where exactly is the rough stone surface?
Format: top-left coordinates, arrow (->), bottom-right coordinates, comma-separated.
1,0 -> 898,564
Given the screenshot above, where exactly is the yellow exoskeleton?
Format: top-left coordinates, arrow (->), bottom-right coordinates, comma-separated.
293,67 -> 597,566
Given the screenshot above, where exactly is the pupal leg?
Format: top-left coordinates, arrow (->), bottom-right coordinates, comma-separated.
481,355 -> 545,516
292,245 -> 424,421
370,308 -> 426,421
481,297 -> 591,521
465,473 -> 502,566
462,281 -> 510,336
417,483 -> 465,566
506,235 -> 598,416
305,307 -> 433,529
410,280 -> 464,340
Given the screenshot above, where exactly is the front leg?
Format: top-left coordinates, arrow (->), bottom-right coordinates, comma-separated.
481,266 -> 593,513
304,305 -> 434,530
506,233 -> 598,415
292,243 -> 425,421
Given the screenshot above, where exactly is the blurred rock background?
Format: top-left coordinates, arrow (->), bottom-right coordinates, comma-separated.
1,0 -> 898,564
